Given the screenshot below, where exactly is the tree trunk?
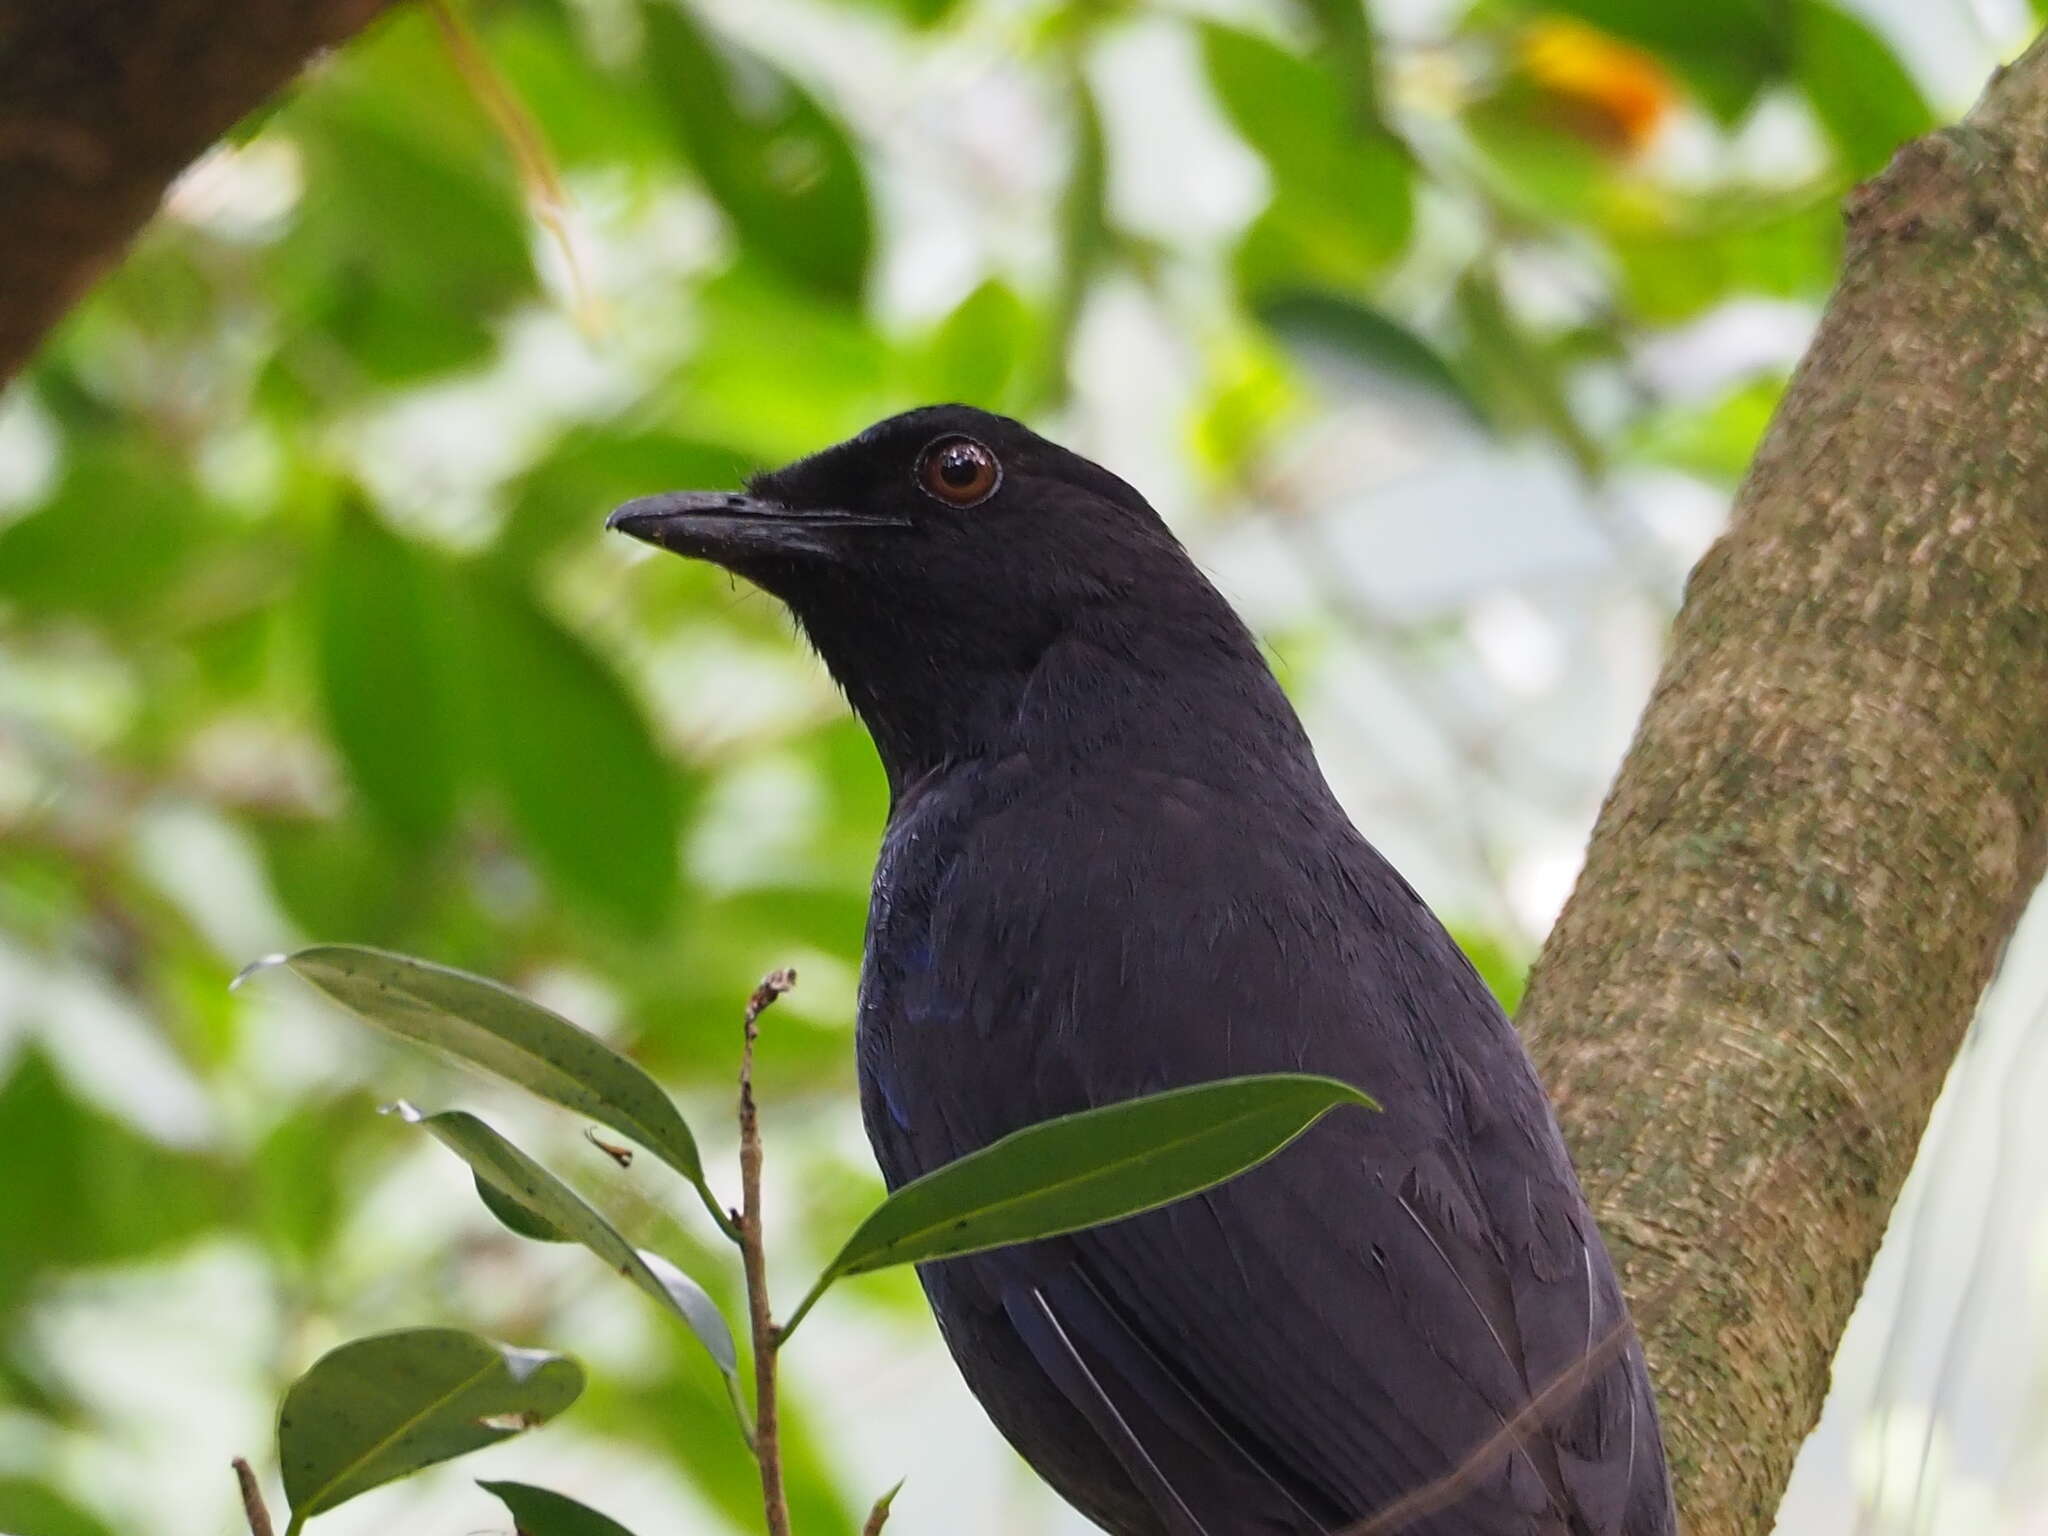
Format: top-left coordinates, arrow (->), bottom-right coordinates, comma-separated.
0,0 -> 392,386
1519,30 -> 2048,1535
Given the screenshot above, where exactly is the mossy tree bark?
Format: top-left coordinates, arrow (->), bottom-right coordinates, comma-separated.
1519,30 -> 2048,1535
0,0 -> 393,386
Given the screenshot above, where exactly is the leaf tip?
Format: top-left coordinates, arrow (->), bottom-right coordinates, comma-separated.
230,952 -> 291,992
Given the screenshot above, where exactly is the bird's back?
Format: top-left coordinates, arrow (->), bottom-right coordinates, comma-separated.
857,753 -> 1675,1536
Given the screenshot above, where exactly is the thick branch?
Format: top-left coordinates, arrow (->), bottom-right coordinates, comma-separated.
1521,31 -> 2048,1534
0,0 -> 393,387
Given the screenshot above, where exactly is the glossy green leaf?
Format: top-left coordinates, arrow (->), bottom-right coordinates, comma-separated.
278,1328 -> 582,1523
481,1481 -> 642,1536
1256,290 -> 1487,424
790,1074 -> 1375,1333
393,1102 -> 737,1376
257,945 -> 719,1217
640,1 -> 872,302
463,574 -> 681,933
1792,0 -> 1934,178
316,503 -> 462,842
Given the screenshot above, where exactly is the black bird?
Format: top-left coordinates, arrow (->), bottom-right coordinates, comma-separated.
609,405 -> 1674,1536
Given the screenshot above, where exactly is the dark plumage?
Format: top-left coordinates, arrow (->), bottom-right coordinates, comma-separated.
609,405 -> 1675,1535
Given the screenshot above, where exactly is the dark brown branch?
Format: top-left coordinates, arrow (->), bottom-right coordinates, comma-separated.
1520,27 -> 2048,1532
0,0 -> 394,387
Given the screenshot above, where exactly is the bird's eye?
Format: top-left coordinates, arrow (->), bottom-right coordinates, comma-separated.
916,436 -> 1002,508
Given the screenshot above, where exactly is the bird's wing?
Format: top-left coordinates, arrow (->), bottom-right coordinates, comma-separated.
887,771 -> 1670,1534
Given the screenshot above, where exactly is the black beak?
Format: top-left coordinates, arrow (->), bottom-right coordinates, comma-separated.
606,491 -> 908,563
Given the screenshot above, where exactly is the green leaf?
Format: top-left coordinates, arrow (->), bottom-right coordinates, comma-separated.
640,2 -> 872,303
258,945 -> 724,1226
672,265 -> 897,461
790,1074 -> 1375,1334
1626,373 -> 1787,483
0,1049 -> 226,1315
1256,290 -> 1487,424
1791,0 -> 1934,178
480,1480 -> 641,1536
475,1172 -> 571,1242
278,1328 -> 582,1523
1042,69 -> 1109,403
0,1479 -> 117,1536
498,429 -> 756,572
1295,0 -> 1384,128
1453,267 -> 1600,474
1202,24 -> 1411,291
921,280 -> 1042,415
393,1102 -> 737,1376
1603,191 -> 1841,323
277,10 -> 535,384
316,503 -> 462,843
463,574 -> 681,933
0,440 -> 205,623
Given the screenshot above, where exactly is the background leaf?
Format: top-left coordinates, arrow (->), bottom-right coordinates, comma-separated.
639,1 -> 872,303
315,502 -> 463,843
1256,290 -> 1487,423
463,572 -> 682,934
1792,0 -> 1935,177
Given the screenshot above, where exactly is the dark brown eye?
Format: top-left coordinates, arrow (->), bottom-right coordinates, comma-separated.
917,436 -> 1002,507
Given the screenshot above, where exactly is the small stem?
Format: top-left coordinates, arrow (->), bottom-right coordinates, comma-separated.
232,1459 -> 275,1536
738,968 -> 797,1536
699,1180 -> 745,1246
862,1478 -> 904,1535
776,1270 -> 832,1345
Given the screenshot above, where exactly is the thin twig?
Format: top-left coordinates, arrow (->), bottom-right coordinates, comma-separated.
862,1478 -> 905,1535
232,1458 -> 275,1536
738,967 -> 797,1536
426,0 -> 603,335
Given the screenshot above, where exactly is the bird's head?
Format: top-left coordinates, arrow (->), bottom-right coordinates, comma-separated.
608,404 -> 1290,790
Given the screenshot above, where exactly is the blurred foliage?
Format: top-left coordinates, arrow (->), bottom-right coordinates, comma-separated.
0,0 -> 1967,1529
